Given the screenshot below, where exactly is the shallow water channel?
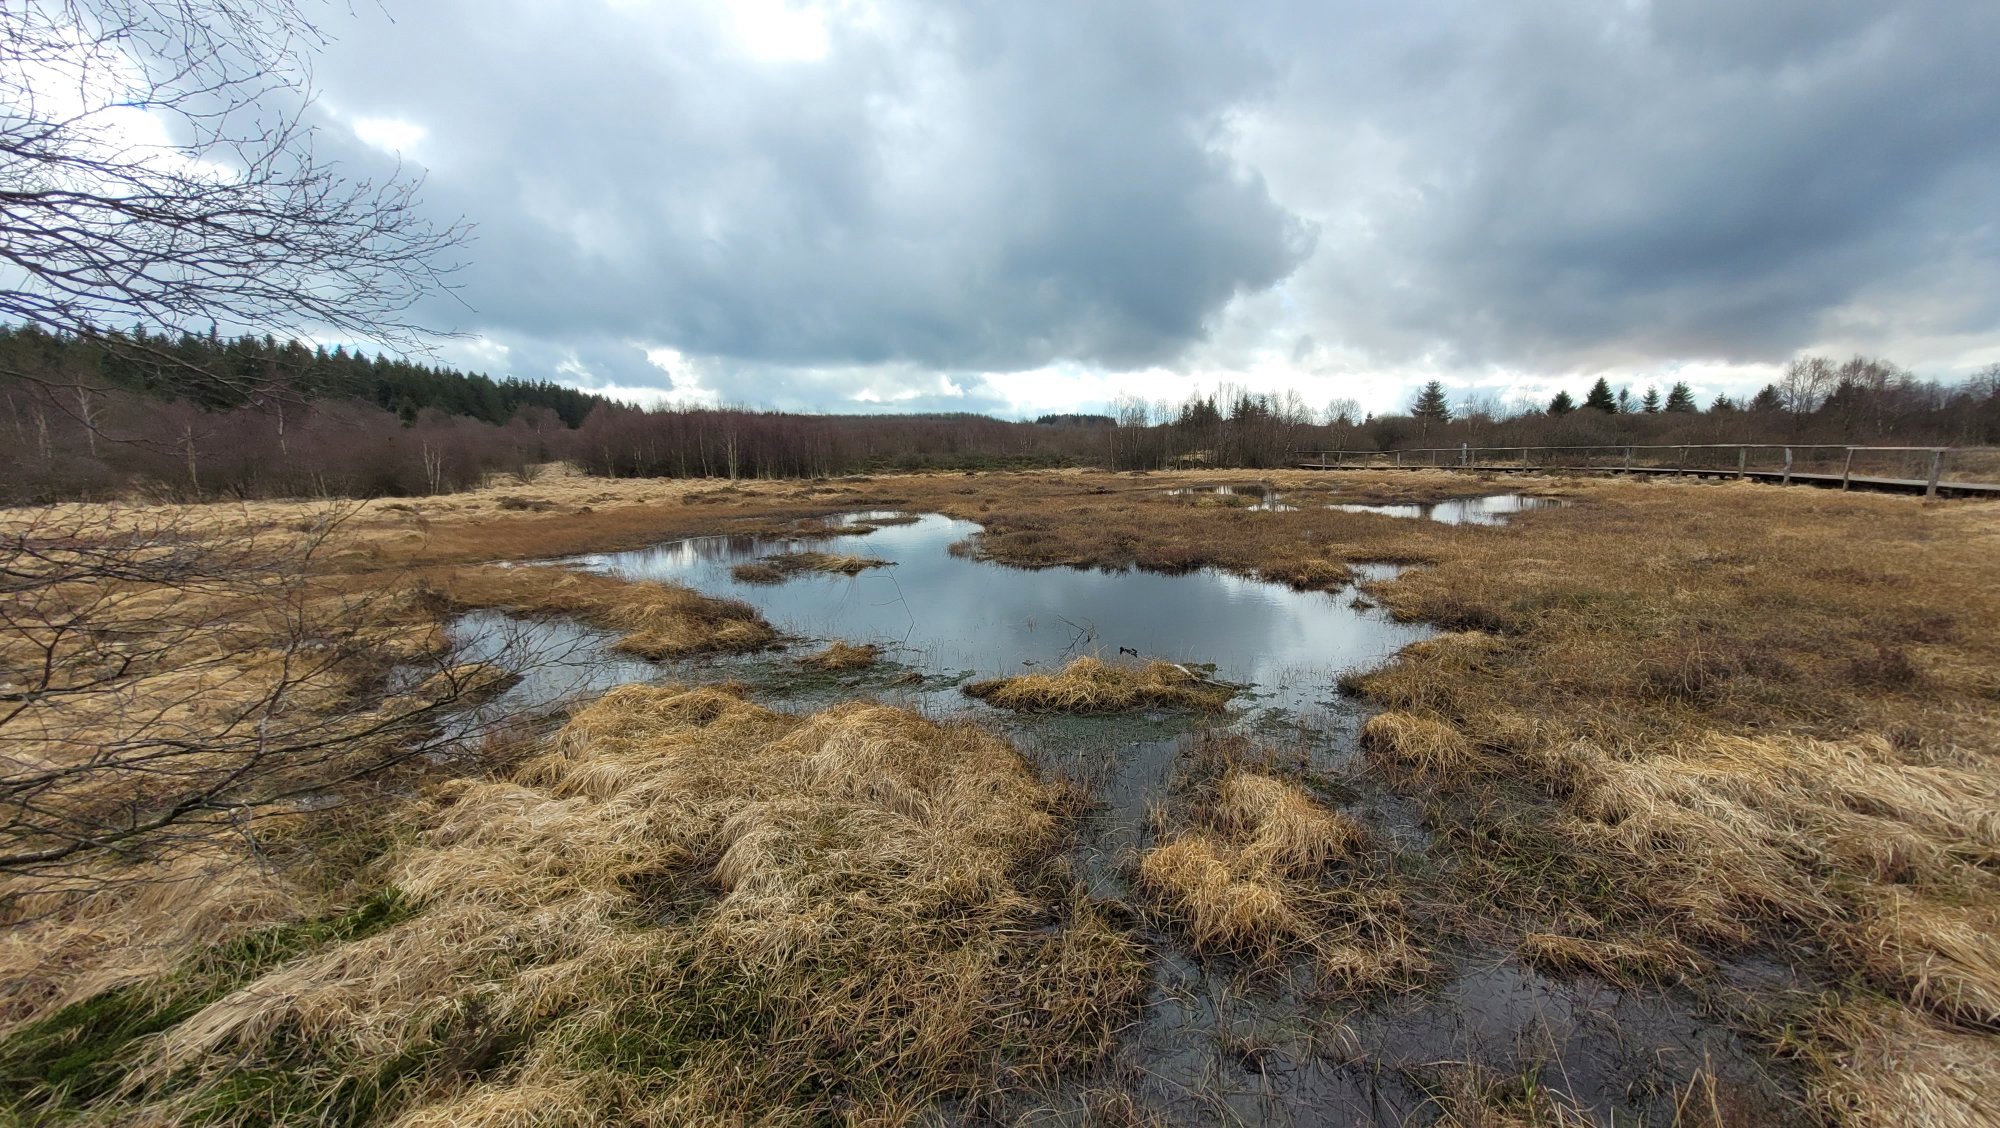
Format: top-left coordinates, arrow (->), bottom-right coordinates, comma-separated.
449,511 -> 1795,1126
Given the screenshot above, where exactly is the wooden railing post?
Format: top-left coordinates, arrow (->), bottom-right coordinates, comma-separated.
1623,446 -> 1632,472
1841,449 -> 1854,491
1461,442 -> 1469,468
1394,451 -> 1402,467
1737,446 -> 1747,480
1927,449 -> 1944,498
1782,447 -> 1793,486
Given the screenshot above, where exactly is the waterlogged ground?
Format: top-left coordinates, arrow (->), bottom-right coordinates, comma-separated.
1167,484 -> 1300,511
447,507 -> 1798,1126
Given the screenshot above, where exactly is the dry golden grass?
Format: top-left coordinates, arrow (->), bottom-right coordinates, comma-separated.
729,550 -> 890,584
1789,1000 -> 2000,1128
798,640 -> 881,671
1215,771 -> 1367,876
964,656 -> 1238,714
87,686 -> 1145,1124
11,465 -> 2000,1126
424,563 -> 774,658
0,844 -> 304,1029
1137,835 -> 1307,952
1516,931 -> 1704,988
1138,768 -> 1424,989
1257,555 -> 1354,591
1430,1064 -> 1598,1128
1359,710 -> 1484,781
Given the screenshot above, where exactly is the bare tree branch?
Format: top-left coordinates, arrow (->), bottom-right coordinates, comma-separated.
1,0 -> 470,398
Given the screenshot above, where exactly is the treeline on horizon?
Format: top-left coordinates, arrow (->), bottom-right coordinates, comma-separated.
4,327 -> 1998,503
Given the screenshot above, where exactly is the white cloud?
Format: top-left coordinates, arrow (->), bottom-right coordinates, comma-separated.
348,116 -> 428,155
725,0 -> 833,61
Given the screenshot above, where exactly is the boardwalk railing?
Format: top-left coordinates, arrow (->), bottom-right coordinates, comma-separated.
1290,444 -> 2000,498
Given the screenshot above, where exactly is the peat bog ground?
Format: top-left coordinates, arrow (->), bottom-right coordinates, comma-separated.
3,466 -> 1997,1126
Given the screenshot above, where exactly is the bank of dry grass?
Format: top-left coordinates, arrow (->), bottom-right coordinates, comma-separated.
424,563 -> 775,658
965,656 -> 1238,714
6,686 -> 1145,1124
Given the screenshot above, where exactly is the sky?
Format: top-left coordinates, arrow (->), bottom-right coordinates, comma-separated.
302,0 -> 2000,419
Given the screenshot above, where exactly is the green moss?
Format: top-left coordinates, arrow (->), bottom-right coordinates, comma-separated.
0,888 -> 409,1119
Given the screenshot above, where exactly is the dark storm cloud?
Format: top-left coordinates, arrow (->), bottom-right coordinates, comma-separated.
1261,0 -> 2000,367
311,0 -> 2000,405
315,0 -> 1311,382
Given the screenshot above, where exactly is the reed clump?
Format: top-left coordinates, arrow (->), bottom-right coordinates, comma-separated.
22,686 -> 1145,1123
799,640 -> 881,671
964,657 -> 1237,714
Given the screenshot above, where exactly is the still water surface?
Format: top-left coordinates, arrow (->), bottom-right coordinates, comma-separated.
565,512 -> 1424,708
1334,492 -> 1563,525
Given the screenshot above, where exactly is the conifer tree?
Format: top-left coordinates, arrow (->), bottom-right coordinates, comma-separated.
1664,382 -> 1698,412
1548,391 -> 1576,415
1641,386 -> 1662,413
1411,380 -> 1452,423
1583,377 -> 1618,413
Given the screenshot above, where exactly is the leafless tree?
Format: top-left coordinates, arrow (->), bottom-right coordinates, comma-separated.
1322,397 -> 1361,427
0,0 -> 468,400
1778,356 -> 1838,421
0,504 -> 528,893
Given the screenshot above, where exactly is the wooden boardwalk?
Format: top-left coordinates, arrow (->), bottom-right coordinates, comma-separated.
1291,445 -> 2000,499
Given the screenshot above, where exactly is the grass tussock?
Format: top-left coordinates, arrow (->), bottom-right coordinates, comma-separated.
964,656 -> 1237,714
1138,768 -> 1426,989
730,550 -> 891,583
1360,711 -> 1486,781
426,563 -> 774,658
56,685 -> 1145,1124
1258,555 -> 1353,591
799,640 -> 881,671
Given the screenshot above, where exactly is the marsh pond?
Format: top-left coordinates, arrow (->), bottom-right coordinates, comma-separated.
446,500 -> 1799,1126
